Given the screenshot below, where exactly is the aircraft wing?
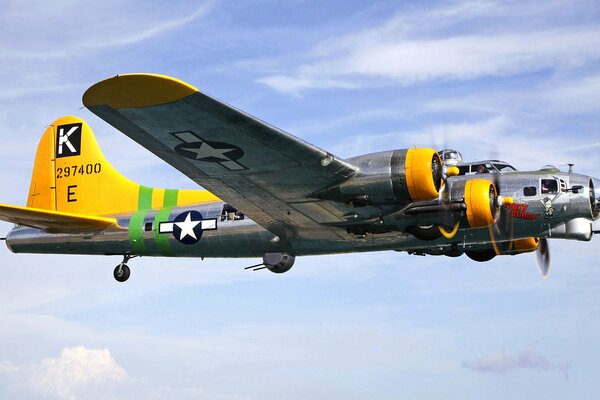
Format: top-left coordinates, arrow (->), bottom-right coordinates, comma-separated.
0,204 -> 124,233
83,74 -> 357,240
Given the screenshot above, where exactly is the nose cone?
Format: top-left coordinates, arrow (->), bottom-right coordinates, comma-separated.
591,178 -> 600,220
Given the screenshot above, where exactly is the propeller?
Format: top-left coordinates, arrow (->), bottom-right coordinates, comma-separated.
491,167 -> 551,278
536,238 -> 551,278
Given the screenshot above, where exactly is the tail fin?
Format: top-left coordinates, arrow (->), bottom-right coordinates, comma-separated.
26,116 -> 218,216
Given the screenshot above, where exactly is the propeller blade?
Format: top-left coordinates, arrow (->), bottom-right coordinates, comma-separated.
536,238 -> 551,278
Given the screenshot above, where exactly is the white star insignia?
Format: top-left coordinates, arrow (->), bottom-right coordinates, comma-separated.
180,142 -> 236,161
175,212 -> 201,240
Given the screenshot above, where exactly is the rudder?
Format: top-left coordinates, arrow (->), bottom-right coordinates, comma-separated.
26,116 -> 218,216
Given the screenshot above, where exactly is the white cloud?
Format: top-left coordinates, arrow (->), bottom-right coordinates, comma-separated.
0,360 -> 19,374
0,347 -> 128,400
462,348 -> 571,379
258,2 -> 600,94
30,346 -> 128,400
0,345 -> 246,400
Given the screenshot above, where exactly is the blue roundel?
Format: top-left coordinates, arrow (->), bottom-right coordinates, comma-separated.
172,211 -> 205,245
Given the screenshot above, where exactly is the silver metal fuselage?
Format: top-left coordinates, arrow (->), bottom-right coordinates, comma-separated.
5,170 -> 599,258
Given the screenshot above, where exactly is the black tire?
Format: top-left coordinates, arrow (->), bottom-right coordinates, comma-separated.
444,249 -> 463,258
406,224 -> 456,241
113,264 -> 131,282
465,249 -> 496,262
406,225 -> 442,241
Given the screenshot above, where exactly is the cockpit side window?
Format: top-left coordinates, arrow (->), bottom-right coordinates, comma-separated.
523,186 -> 537,196
541,179 -> 558,194
458,166 -> 470,176
471,163 -> 492,174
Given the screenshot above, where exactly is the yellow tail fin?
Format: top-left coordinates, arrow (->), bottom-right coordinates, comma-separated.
26,116 -> 218,216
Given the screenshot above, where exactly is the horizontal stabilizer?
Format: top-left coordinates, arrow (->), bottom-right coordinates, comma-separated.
0,204 -> 125,233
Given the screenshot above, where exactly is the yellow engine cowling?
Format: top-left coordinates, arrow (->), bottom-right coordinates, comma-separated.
494,237 -> 540,255
319,148 -> 444,206
405,148 -> 443,201
464,179 -> 497,228
512,237 -> 539,253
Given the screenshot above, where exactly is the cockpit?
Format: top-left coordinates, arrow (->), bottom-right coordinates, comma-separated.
437,149 -> 517,176
456,161 -> 517,176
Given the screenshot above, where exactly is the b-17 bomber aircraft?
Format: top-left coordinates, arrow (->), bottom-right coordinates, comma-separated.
0,74 -> 598,282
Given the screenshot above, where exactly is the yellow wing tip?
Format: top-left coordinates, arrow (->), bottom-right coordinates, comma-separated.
83,73 -> 198,110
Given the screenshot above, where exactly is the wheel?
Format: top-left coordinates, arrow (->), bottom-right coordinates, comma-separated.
444,249 -> 463,258
465,249 -> 496,262
406,225 -> 442,241
113,263 -> 131,282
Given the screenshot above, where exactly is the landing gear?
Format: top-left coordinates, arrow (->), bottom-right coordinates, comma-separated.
113,263 -> 131,282
113,254 -> 137,282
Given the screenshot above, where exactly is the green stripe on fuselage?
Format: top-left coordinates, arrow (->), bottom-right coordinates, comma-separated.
154,207 -> 175,257
153,189 -> 178,256
138,185 -> 153,210
128,186 -> 154,255
129,210 -> 149,255
164,189 -> 178,208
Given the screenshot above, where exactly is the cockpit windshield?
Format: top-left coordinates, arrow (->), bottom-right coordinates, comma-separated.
457,162 -> 517,175
491,163 -> 516,172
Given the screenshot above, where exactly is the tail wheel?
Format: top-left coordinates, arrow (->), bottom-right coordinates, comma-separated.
464,179 -> 497,228
113,263 -> 131,282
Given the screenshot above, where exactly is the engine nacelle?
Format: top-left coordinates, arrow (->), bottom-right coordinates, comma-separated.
467,237 -> 539,260
463,179 -> 498,228
511,237 -> 539,253
263,253 -> 295,274
318,148 -> 443,206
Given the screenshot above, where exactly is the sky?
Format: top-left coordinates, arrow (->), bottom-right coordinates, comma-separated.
0,0 -> 600,399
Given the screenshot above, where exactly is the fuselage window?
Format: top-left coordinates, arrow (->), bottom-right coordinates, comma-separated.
541,179 -> 558,194
523,186 -> 537,196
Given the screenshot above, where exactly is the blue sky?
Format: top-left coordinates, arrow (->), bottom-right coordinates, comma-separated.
1,0 -> 600,399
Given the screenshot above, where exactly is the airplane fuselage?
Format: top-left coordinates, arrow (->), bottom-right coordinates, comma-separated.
6,170 -> 596,259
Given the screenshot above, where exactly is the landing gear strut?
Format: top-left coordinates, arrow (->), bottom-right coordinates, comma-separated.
113,254 -> 137,282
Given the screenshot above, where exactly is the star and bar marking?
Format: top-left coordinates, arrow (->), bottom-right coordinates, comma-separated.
172,131 -> 247,171
158,210 -> 217,245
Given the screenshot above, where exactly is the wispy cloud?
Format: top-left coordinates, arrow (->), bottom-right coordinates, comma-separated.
462,349 -> 571,379
85,2 -> 214,49
258,1 -> 600,95
0,0 -> 214,60
326,115 -> 512,159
